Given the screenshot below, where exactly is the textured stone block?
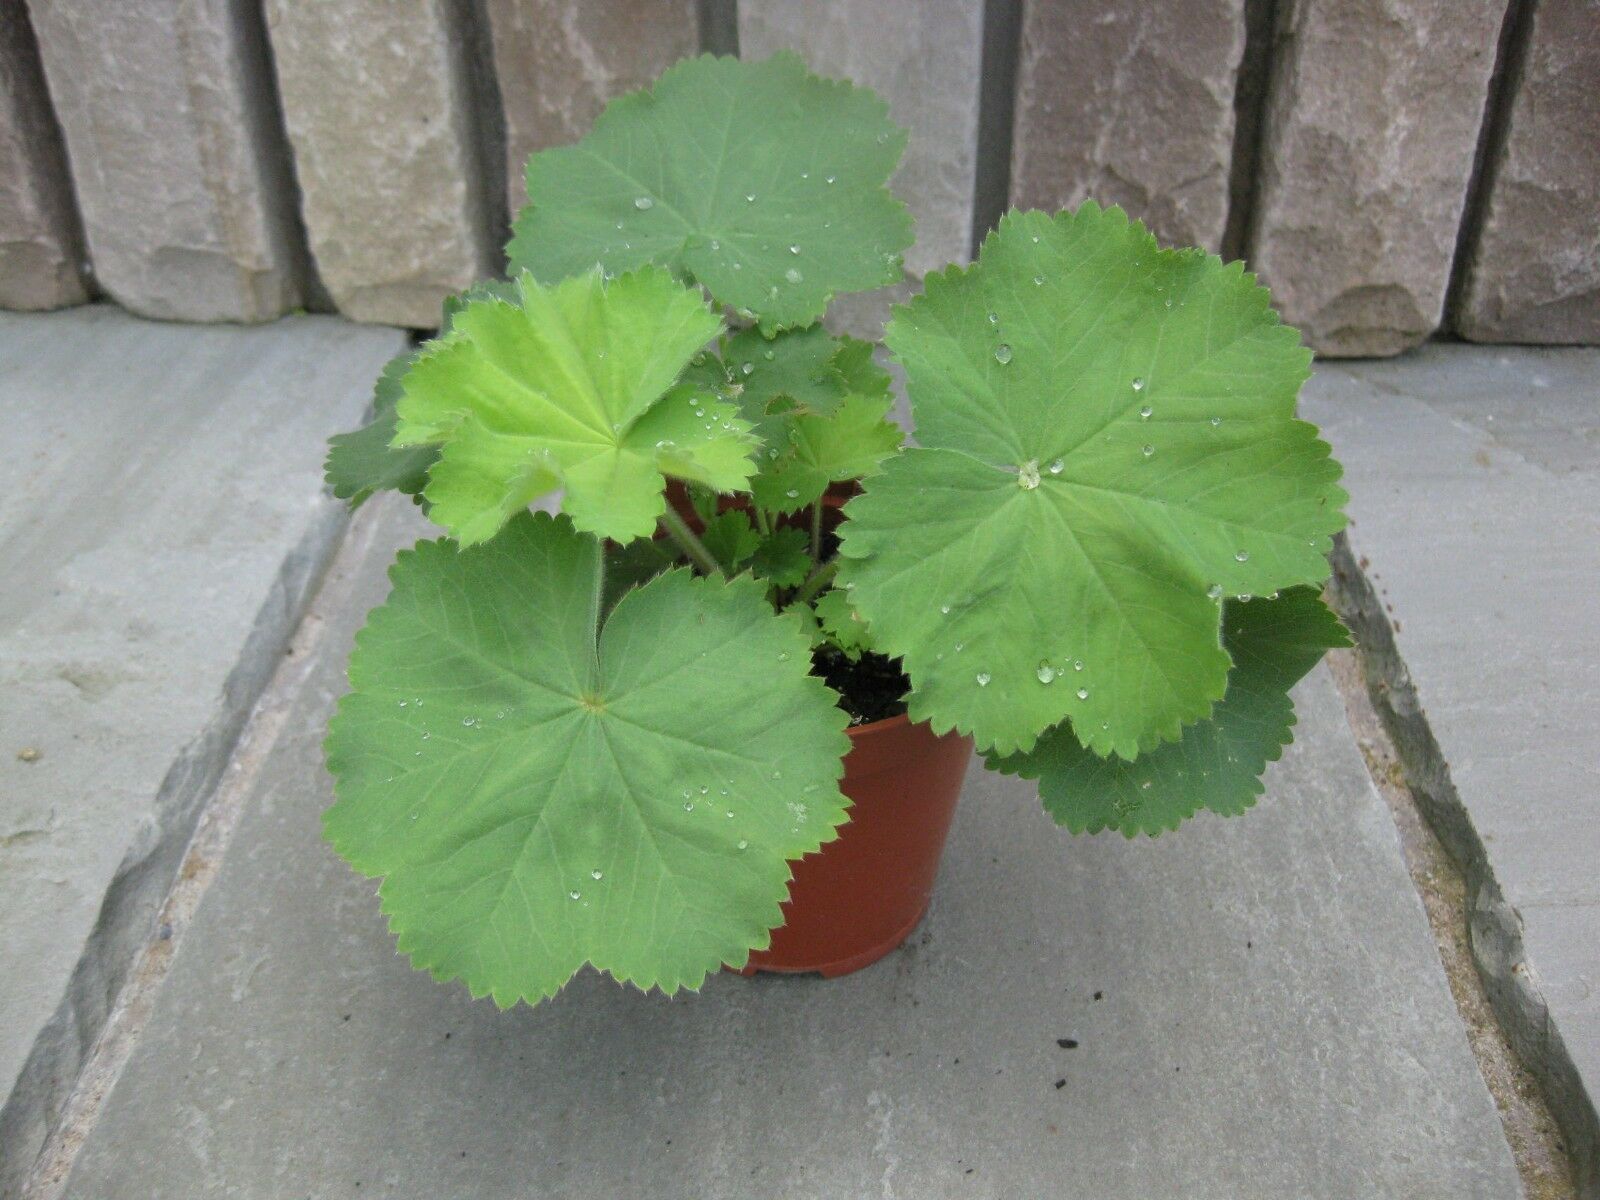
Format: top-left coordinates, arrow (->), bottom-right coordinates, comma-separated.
0,0 -> 86,310
264,0 -> 496,329
1011,0 -> 1246,254
1458,0 -> 1600,344
740,0 -> 984,277
486,0 -> 698,218
0,308 -> 403,1197
27,0 -> 304,322
1248,0 -> 1507,356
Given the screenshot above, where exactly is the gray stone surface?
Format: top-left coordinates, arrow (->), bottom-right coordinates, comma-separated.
264,0 -> 496,329
486,0 -> 698,217
1458,0 -> 1600,345
1010,0 -> 1245,254
1248,0 -> 1507,356
52,498 -> 1520,1199
0,307 -> 404,1195
0,0 -> 86,311
741,1 -> 983,278
26,0 -> 304,322
1305,345 -> 1600,1194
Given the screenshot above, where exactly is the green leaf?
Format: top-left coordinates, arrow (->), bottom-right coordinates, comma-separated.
814,586 -> 874,659
325,281 -> 522,507
394,268 -> 756,546
601,536 -> 676,615
508,53 -> 913,333
989,588 -> 1349,835
838,204 -> 1347,758
751,527 -> 812,586
324,512 -> 850,1004
324,352 -> 436,505
700,509 -> 761,571
750,394 -> 904,513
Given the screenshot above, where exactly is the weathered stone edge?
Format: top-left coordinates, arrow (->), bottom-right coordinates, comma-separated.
0,497 -> 353,1200
1328,532 -> 1600,1199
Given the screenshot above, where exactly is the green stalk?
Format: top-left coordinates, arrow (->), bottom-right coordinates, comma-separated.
658,507 -> 722,576
753,504 -> 773,537
793,558 -> 839,605
810,501 -> 823,562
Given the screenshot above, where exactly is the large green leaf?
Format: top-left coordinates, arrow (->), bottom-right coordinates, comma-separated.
394,268 -> 756,546
838,204 -> 1347,758
989,588 -> 1349,835
508,53 -> 913,332
324,512 -> 851,1004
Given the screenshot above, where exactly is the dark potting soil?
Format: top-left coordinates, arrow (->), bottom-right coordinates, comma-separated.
812,646 -> 911,726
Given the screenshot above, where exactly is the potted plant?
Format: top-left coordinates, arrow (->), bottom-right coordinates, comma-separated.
322,52 -> 1349,1007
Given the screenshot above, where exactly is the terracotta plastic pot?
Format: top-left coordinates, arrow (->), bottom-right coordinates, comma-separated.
739,713 -> 973,978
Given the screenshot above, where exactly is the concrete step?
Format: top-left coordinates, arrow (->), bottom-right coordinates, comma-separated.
0,306 -> 405,1194
1304,345 -> 1600,1196
40,494 -> 1520,1199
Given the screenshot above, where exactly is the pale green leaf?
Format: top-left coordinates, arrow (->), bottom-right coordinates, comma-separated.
508,53 -> 913,332
814,586 -> 874,659
324,512 -> 850,1004
838,204 -> 1347,758
989,588 -> 1349,835
394,268 -> 756,545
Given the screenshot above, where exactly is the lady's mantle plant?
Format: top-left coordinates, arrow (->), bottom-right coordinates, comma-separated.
323,53 -> 1349,1006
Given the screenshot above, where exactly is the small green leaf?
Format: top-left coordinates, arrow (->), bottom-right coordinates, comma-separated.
509,53 -> 913,332
324,352 -> 436,505
602,537 -> 675,614
814,587 -> 874,659
751,527 -> 812,586
839,204 -> 1347,758
750,394 -> 904,513
989,588 -> 1349,835
324,512 -> 850,1004
394,268 -> 756,546
700,509 -> 761,571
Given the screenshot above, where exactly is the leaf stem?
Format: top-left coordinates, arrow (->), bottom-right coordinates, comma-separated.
794,558 -> 839,605
809,501 -> 823,562
752,504 -> 772,537
658,507 -> 722,576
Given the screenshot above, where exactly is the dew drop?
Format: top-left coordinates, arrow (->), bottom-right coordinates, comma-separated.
1033,275 -> 1045,286
684,801 -> 695,812
994,343 -> 1013,365
1131,377 -> 1146,392
699,785 -> 709,795
763,348 -> 775,361
1139,405 -> 1152,420
633,196 -> 654,210
590,869 -> 603,880
1048,458 -> 1064,475
825,174 -> 837,184
1016,459 -> 1041,489
786,488 -> 800,499
1210,416 -> 1222,427
741,361 -> 755,376
939,604 -> 951,614
745,193 -> 756,202
976,672 -> 992,687
778,651 -> 790,661
1142,444 -> 1155,457
568,890 -> 581,901
1036,662 -> 1057,684
987,311 -> 999,325
738,839 -> 749,850
1208,584 -> 1224,601
1235,549 -> 1250,562
1073,659 -> 1084,672
1076,687 -> 1090,700
784,267 -> 803,284
789,244 -> 801,255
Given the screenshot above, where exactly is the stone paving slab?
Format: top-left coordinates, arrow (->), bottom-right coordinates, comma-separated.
0,307 -> 404,1192
54,496 -> 1521,1198
1304,345 -> 1600,1192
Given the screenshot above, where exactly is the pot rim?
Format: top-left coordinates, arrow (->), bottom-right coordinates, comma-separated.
844,708 -> 913,743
